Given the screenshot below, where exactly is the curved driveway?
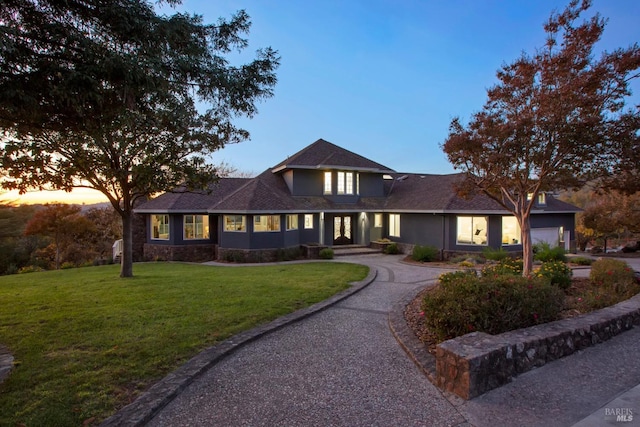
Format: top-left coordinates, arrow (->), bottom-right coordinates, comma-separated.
143,254 -> 640,427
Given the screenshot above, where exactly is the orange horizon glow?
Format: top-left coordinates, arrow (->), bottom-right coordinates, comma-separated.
1,188 -> 109,206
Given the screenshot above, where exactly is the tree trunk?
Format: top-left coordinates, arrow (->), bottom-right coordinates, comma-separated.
120,210 -> 134,278
520,215 -> 534,276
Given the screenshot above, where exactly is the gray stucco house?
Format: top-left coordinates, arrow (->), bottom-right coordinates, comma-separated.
134,139 -> 579,262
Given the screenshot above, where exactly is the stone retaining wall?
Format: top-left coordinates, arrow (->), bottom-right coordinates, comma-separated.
435,293 -> 640,400
143,243 -> 216,262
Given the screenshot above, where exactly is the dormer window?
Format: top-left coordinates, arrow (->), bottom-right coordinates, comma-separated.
324,171 -> 332,194
527,192 -> 547,205
337,171 -> 355,195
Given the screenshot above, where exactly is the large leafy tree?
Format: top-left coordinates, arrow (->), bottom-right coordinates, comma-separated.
442,0 -> 640,275
0,1 -> 279,276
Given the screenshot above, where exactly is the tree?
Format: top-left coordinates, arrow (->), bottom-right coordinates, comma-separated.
0,1 -> 279,277
441,0 -> 640,275
24,204 -> 95,269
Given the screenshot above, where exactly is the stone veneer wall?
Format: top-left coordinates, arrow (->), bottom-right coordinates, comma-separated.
435,293 -> 640,400
143,243 -> 216,263
217,246 -> 303,263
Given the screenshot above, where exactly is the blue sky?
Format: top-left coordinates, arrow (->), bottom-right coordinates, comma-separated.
172,0 -> 640,176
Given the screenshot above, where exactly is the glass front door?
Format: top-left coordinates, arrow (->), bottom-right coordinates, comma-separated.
333,215 -> 353,245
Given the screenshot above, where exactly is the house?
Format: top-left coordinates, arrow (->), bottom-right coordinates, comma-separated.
134,139 -> 579,262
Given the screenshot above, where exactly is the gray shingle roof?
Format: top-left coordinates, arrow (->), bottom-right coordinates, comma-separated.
271,139 -> 395,173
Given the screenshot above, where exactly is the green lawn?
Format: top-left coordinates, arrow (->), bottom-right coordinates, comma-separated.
0,262 -> 368,426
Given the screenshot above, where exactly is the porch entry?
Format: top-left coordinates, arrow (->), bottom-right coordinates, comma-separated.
333,215 -> 353,245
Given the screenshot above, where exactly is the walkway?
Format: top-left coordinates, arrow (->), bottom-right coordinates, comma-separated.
107,254 -> 640,426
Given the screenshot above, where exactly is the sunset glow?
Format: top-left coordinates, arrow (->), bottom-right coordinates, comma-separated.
1,188 -> 109,205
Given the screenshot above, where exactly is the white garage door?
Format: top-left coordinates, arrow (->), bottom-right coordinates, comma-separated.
531,227 -> 560,247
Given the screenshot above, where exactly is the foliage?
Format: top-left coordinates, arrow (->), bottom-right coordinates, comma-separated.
580,259 -> 640,310
411,244 -> 439,262
319,248 -> 334,259
481,258 -> 523,277
0,1 -> 280,277
570,256 -> 594,266
0,262 -> 368,426
533,242 -> 567,262
441,0 -> 640,276
449,254 -> 485,264
535,260 -> 573,290
422,274 -> 563,342
482,246 -> 510,261
438,269 -> 478,286
383,242 -> 400,254
24,204 -> 95,269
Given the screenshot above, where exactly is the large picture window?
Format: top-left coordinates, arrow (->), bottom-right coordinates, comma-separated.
337,171 -> 355,195
286,214 -> 298,230
389,214 -> 400,237
224,215 -> 246,232
184,215 -> 209,240
501,216 -> 520,245
457,216 -> 487,245
254,215 -> 280,232
151,214 -> 170,240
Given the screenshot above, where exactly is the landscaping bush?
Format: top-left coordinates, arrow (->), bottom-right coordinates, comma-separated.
449,254 -> 485,264
535,260 -> 572,290
383,243 -> 400,254
438,269 -> 477,286
422,274 -> 563,342
481,257 -> 523,277
533,242 -> 567,262
581,259 -> 640,310
482,246 -> 510,261
569,256 -> 593,266
319,248 -> 334,259
411,244 -> 439,262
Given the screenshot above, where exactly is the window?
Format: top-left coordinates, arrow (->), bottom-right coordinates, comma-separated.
224,215 -> 246,232
501,216 -> 520,245
559,226 -> 565,244
374,213 -> 383,228
151,215 -> 170,240
304,214 -> 314,229
389,214 -> 400,237
286,214 -> 298,230
527,192 -> 547,205
336,171 -> 355,195
457,216 -> 487,245
324,171 -> 332,194
254,215 -> 280,232
184,215 -> 209,240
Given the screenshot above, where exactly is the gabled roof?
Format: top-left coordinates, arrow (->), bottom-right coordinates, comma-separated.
271,139 -> 395,174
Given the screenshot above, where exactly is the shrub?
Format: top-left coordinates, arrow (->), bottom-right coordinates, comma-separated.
411,245 -> 439,262
17,265 -> 45,274
449,254 -> 485,264
383,243 -> 400,254
582,259 -> 640,310
422,274 -> 563,342
535,260 -> 572,290
438,270 -> 477,286
481,257 -> 523,277
319,248 -> 334,259
570,256 -> 593,266
482,246 -> 510,261
533,242 -> 567,262
60,262 -> 76,270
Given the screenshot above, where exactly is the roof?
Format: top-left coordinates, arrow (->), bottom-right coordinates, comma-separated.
271,139 -> 395,173
134,140 -> 581,215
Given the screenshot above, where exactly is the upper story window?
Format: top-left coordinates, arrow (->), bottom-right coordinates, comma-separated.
336,171 -> 356,195
224,215 -> 246,232
324,171 -> 332,194
527,192 -> 547,205
184,215 -> 209,240
254,215 -> 280,232
151,214 -> 170,240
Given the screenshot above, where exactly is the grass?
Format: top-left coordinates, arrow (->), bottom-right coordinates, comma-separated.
0,262 -> 368,426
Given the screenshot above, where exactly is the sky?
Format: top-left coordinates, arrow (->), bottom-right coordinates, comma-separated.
4,0 -> 640,205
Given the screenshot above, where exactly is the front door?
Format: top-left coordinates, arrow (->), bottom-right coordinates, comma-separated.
333,215 -> 353,245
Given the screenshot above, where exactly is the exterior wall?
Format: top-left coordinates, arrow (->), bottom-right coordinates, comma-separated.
389,213 -> 446,249
369,213 -> 384,242
146,214 -> 215,246
290,169 -> 320,196
359,173 -> 385,197
300,214 -> 321,244
530,213 -> 576,242
143,243 -> 216,262
288,169 -> 385,198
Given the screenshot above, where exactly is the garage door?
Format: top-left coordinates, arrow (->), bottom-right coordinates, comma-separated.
531,228 -> 560,247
